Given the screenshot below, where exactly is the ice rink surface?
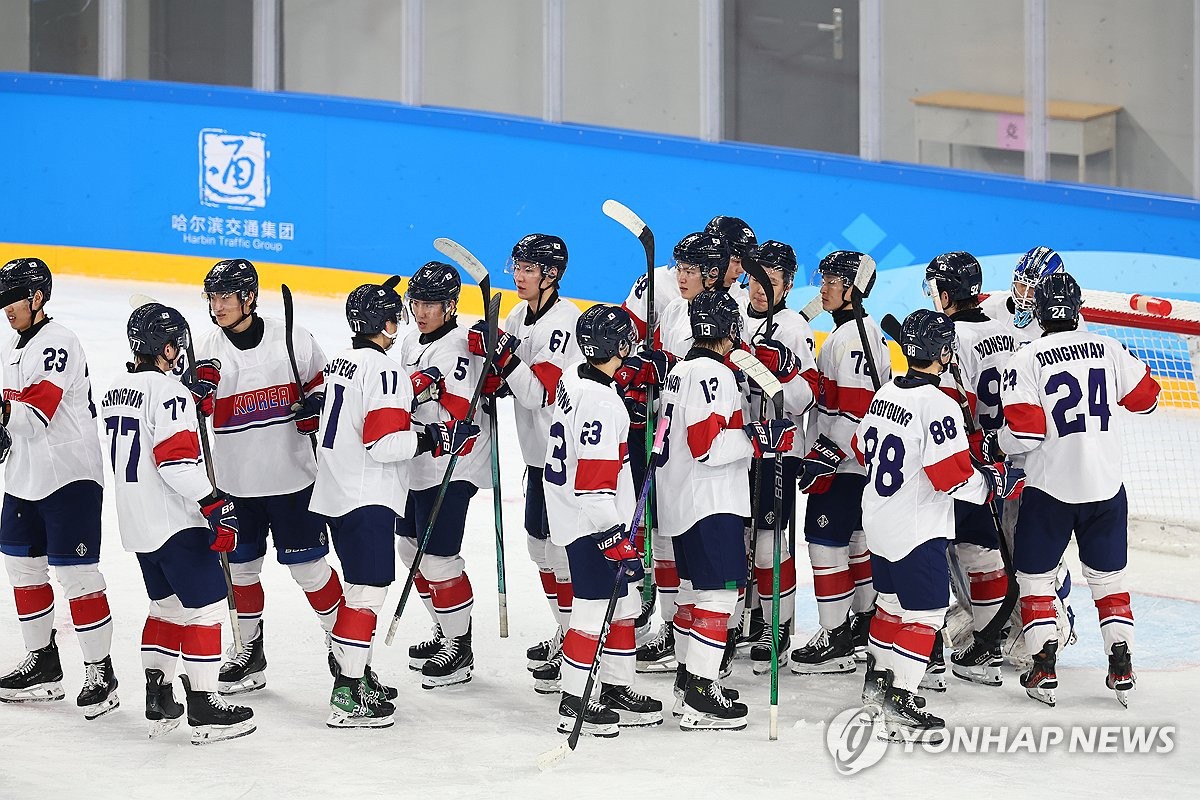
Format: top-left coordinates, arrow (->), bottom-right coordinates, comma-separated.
0,276 -> 1197,799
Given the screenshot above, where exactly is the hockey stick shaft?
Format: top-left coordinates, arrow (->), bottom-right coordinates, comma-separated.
281,284 -> 318,456
489,399 -> 508,638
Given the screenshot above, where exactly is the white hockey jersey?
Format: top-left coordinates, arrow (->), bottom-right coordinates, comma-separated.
195,317 -> 325,498
741,305 -> 818,422
659,289 -> 751,359
399,322 -> 492,492
1,319 -> 104,500
309,343 -> 421,519
947,309 -> 1019,432
502,294 -> 582,468
100,367 -> 214,553
852,373 -> 991,561
657,349 -> 752,537
811,310 -> 891,474
544,365 -> 635,547
997,329 -> 1159,503
621,265 -> 681,342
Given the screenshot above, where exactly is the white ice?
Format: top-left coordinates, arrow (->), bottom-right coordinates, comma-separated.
0,275 -> 1197,799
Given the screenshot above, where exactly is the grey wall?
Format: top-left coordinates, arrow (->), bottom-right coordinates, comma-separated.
0,4 -> 29,72
281,0 -> 407,103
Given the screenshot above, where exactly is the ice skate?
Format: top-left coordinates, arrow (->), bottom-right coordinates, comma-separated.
848,609 -> 874,662
421,629 -> 473,689
180,674 -> 256,743
789,620 -> 856,674
861,653 -> 888,708
600,683 -> 663,727
77,655 -> 120,719
526,628 -> 563,672
635,622 -> 676,673
881,679 -> 945,744
0,630 -> 65,703
532,650 -> 562,694
735,606 -> 765,654
634,585 -> 657,645
919,640 -> 947,693
145,668 -> 183,738
218,623 -> 266,695
1020,640 -> 1058,707
326,673 -> 395,729
556,693 -> 619,738
718,636 -> 737,679
409,624 -> 443,671
951,632 -> 1003,686
1106,642 -> 1135,708
750,623 -> 790,675
679,675 -> 748,731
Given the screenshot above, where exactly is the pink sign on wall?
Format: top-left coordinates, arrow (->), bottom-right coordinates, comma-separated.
997,113 -> 1026,150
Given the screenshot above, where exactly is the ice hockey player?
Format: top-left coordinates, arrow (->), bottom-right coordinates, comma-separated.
703,215 -> 755,305
740,240 -> 818,673
545,304 -> 664,736
657,289 -> 798,730
924,252 -> 1018,687
471,234 -> 580,692
311,283 -> 480,727
398,261 -> 491,689
656,232 -> 738,358
104,303 -> 256,743
0,257 -> 117,719
793,251 -> 891,674
189,259 -> 344,695
996,272 -> 1159,708
853,308 -> 1023,743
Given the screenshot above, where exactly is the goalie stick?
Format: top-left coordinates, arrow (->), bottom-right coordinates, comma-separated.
384,240 -> 499,646
727,348 -> 786,741
602,199 -> 657,603
128,293 -> 242,653
537,416 -> 670,771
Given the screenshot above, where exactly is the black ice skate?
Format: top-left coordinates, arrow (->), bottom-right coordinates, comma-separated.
364,664 -> 398,701
861,653 -> 888,709
145,668 -> 184,738
532,650 -> 563,694
635,622 -> 676,673
600,683 -> 663,727
180,674 -> 256,744
77,655 -> 120,719
557,692 -> 620,738
718,636 -> 737,679
672,664 -> 738,717
789,619 -> 856,675
750,623 -> 791,675
327,672 -> 395,729
0,629 -> 65,703
1106,642 -> 1135,708
735,606 -> 765,654
679,675 -> 748,731
881,680 -> 945,744
848,609 -> 875,662
410,624 -> 444,671
1020,640 -> 1059,707
218,623 -> 266,695
634,585 -> 657,645
951,632 -> 1004,687
421,629 -> 474,689
526,628 -> 563,672
920,638 -> 947,693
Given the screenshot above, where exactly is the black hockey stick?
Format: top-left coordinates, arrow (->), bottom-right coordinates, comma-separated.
602,199 -> 657,602
130,293 -> 242,653
848,254 -> 882,392
282,284 -> 318,457
537,416 -> 670,771
384,241 -> 498,646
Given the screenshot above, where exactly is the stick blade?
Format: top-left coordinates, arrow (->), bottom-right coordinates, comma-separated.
854,253 -> 877,295
880,313 -> 904,342
601,199 -> 647,238
798,294 -> 823,323
129,293 -> 159,309
433,237 -> 489,284
536,741 -> 572,771
727,349 -> 784,403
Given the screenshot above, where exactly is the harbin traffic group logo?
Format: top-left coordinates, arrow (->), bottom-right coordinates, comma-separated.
200,129 -> 269,210
825,705 -> 888,775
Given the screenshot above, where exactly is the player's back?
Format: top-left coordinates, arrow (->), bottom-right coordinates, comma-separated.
952,311 -> 1019,432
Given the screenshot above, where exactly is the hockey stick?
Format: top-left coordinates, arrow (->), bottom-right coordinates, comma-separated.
489,397 -> 508,638
281,284 -> 318,456
798,293 -> 824,323
728,349 -> 786,741
848,254 -> 882,392
384,240 -> 498,646
537,416 -> 670,771
602,199 -> 657,603
129,294 -> 242,653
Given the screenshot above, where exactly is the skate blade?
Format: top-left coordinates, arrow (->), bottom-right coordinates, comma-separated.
410,658 -> 428,672
556,717 -> 619,738
191,719 -> 257,744
951,666 -> 1002,687
148,716 -> 182,739
0,682 -> 66,703
919,674 -> 948,693
615,709 -> 664,727
1024,686 -> 1056,707
679,712 -> 747,731
853,648 -> 869,663
1115,689 -> 1130,708
421,668 -> 473,690
526,659 -> 549,672
789,657 -> 856,675
671,698 -> 685,718
635,658 -> 677,674
880,723 -> 945,745
326,709 -> 395,729
217,672 -> 265,696
751,655 -> 788,675
82,693 -> 120,720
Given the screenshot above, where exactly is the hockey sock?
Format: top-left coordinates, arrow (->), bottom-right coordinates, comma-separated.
848,532 -> 876,614
957,543 -> 1007,634
291,561 -> 343,634
538,570 -> 559,625
555,580 -> 574,631
809,543 -> 853,630
430,573 -> 474,639
755,560 -> 796,626
560,628 -> 600,698
868,606 -> 902,673
413,573 -> 437,623
141,616 -> 183,675
687,608 -> 730,680
181,620 -> 222,693
672,603 -> 694,667
1086,566 -> 1133,655
731,588 -> 746,631
653,560 -> 680,623
68,591 -> 113,664
890,623 -> 939,692
331,605 -> 377,680
231,581 -> 265,645
1017,569 -> 1059,656
598,619 -> 636,687
13,583 -> 55,652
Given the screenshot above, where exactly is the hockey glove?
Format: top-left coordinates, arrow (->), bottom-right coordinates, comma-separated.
425,420 -> 482,458
614,349 -> 676,390
200,492 -> 239,553
290,391 -> 323,436
589,524 -> 644,580
622,387 -> 648,429
482,369 -> 509,398
976,429 -> 1005,464
797,434 -> 846,493
0,424 -> 11,464
410,367 -> 444,405
184,358 -> 221,417
979,461 -> 1026,501
753,338 -> 799,383
468,321 -> 521,373
743,419 -> 798,458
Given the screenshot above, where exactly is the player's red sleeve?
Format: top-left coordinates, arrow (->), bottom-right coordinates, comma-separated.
1118,367 -> 1160,414
851,432 -> 865,466
924,450 -> 975,492
686,413 -> 725,460
153,430 -> 201,466
363,408 -> 412,447
575,458 -> 621,493
529,361 -> 564,401
18,380 -> 64,424
1003,402 -> 1047,440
